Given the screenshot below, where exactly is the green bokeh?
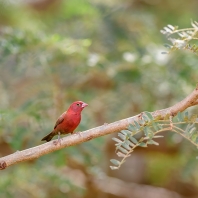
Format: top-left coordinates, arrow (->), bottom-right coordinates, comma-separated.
0,0 -> 198,197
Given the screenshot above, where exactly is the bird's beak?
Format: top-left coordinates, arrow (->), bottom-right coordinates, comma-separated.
82,102 -> 88,108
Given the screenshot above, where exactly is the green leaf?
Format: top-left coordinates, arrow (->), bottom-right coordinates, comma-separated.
128,124 -> 136,132
117,151 -> 127,158
188,123 -> 195,131
118,133 -> 126,140
184,111 -> 189,120
125,140 -> 135,147
144,111 -> 154,121
142,115 -> 149,122
157,123 -> 163,129
115,143 -> 122,147
152,122 -> 159,131
112,137 -> 122,144
177,112 -> 183,122
121,130 -> 132,136
185,123 -> 193,137
120,130 -> 127,135
189,127 -> 196,137
121,143 -> 131,150
110,166 -> 119,170
110,159 -> 120,166
148,132 -> 154,139
134,121 -> 140,130
129,136 -> 138,144
139,142 -> 147,147
143,126 -> 149,136
117,146 -> 128,154
147,139 -> 159,146
139,119 -> 145,125
143,126 -> 154,138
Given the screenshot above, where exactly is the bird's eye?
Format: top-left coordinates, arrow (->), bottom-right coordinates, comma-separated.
76,103 -> 80,106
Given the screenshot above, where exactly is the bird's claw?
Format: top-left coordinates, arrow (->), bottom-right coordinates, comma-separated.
53,139 -> 61,146
53,132 -> 61,146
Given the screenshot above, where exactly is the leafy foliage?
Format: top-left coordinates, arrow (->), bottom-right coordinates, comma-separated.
161,21 -> 198,55
111,111 -> 198,170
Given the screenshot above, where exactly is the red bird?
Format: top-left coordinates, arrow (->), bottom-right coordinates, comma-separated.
41,101 -> 88,143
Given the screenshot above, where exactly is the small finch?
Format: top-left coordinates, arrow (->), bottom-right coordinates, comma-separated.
41,101 -> 88,143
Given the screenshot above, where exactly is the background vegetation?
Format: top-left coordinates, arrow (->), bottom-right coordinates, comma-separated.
0,0 -> 198,197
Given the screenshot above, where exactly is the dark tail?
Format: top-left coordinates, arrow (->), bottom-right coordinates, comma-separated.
41,131 -> 56,142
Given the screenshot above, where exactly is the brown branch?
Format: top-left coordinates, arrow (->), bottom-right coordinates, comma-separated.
191,99 -> 198,106
61,166 -> 183,198
94,176 -> 182,198
0,86 -> 198,170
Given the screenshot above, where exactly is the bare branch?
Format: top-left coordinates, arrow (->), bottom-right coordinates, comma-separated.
0,86 -> 198,170
191,99 -> 198,106
94,176 -> 182,198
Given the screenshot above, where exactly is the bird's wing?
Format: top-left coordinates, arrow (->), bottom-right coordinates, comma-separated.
54,111 -> 66,129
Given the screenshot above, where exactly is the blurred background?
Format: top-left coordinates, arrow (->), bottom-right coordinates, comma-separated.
0,0 -> 198,197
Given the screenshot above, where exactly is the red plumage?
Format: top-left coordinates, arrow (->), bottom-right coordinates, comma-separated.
41,101 -> 88,142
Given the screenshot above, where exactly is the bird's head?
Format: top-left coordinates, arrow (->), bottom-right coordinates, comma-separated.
69,101 -> 88,112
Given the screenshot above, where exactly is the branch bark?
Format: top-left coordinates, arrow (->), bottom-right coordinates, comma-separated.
0,86 -> 198,170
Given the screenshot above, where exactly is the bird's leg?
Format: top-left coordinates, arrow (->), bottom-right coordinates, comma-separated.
53,132 -> 61,146
57,132 -> 61,145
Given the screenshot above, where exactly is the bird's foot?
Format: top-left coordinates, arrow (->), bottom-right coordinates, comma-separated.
53,139 -> 61,146
53,132 -> 61,146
